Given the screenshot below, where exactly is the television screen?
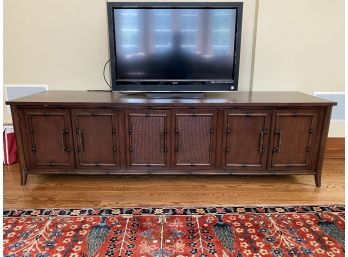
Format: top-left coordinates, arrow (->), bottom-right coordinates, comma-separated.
107,3 -> 243,91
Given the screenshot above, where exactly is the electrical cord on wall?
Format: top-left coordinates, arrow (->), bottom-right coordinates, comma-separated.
88,59 -> 143,96
88,59 -> 112,92
103,59 -> 112,89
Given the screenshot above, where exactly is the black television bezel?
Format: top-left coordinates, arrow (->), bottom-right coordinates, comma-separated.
107,2 -> 243,92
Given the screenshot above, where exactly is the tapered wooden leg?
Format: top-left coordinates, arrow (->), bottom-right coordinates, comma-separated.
315,174 -> 321,187
20,172 -> 28,186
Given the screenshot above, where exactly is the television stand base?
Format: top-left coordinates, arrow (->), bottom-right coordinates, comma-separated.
6,91 -> 335,187
146,92 -> 205,99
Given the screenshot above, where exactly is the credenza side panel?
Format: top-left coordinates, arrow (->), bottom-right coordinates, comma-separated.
10,106 -> 30,184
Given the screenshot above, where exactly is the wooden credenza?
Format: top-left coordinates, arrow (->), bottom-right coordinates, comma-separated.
6,91 -> 335,186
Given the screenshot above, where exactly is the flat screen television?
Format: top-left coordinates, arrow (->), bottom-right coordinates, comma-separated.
107,2 -> 243,92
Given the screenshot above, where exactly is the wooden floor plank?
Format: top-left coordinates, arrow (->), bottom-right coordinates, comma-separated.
326,137 -> 345,159
3,157 -> 344,209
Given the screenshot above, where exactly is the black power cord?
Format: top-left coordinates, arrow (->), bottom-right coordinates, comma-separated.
89,59 -> 143,96
103,59 -> 112,89
88,59 -> 113,92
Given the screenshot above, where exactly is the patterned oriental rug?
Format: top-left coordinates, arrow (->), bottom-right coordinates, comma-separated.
3,206 -> 345,257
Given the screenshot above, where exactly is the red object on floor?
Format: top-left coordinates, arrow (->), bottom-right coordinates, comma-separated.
3,206 -> 345,256
3,126 -> 17,165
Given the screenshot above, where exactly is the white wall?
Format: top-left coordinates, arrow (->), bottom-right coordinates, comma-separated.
3,0 -> 345,136
252,0 -> 345,136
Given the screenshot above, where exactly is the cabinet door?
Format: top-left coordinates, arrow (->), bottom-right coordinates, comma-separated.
223,110 -> 271,170
126,110 -> 170,169
173,110 -> 217,168
269,110 -> 318,170
72,109 -> 119,169
23,109 -> 74,169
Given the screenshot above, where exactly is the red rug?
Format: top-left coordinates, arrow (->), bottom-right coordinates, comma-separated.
3,206 -> 345,257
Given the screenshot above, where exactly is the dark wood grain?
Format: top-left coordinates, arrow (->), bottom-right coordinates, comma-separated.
23,108 -> 75,169
314,106 -> 333,187
125,110 -> 170,169
6,91 -> 336,106
10,106 -> 28,185
71,109 -> 120,169
223,110 -> 271,170
7,91 -> 335,187
173,109 -> 217,169
269,109 -> 318,170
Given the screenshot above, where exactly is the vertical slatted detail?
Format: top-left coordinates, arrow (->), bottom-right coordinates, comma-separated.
174,111 -> 217,168
129,114 -> 166,166
177,116 -> 211,164
127,110 -> 169,168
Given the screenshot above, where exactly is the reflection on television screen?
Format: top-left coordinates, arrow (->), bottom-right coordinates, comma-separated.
114,9 -> 236,80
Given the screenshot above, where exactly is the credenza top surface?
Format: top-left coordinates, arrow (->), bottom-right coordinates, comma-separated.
6,91 -> 336,107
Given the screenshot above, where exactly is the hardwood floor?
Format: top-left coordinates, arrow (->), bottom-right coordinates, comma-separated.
325,137 -> 345,159
3,157 -> 344,209
3,137 -> 344,209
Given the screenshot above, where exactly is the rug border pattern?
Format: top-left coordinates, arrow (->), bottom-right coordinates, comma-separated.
3,205 -> 344,217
